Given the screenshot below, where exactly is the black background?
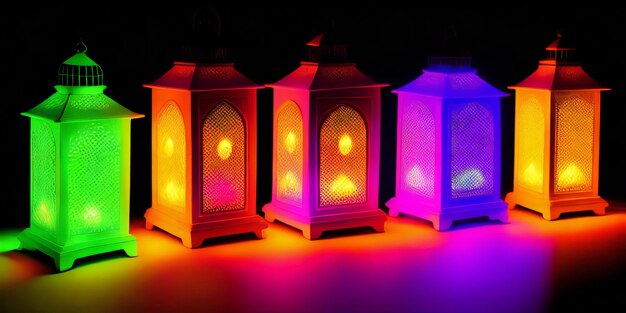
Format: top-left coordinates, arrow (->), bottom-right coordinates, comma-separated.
1,3 -> 624,228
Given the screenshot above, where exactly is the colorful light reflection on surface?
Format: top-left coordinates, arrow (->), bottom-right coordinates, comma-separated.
3,206 -> 626,312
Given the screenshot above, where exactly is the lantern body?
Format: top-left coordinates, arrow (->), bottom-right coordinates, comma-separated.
18,52 -> 142,271
386,62 -> 508,231
144,62 -> 268,248
505,39 -> 608,220
263,61 -> 388,239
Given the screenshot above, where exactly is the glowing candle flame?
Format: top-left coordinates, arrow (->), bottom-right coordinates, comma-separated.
558,163 -> 586,189
279,171 -> 299,195
163,137 -> 174,157
330,174 -> 357,198
338,134 -> 353,156
522,163 -> 542,188
83,206 -> 101,226
285,132 -> 296,154
452,168 -> 485,192
165,181 -> 183,203
217,138 -> 233,160
35,202 -> 53,228
406,165 -> 426,189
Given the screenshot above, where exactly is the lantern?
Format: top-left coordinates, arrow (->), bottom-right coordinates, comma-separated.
143,12 -> 268,247
385,52 -> 509,231
505,34 -> 609,220
17,43 -> 143,271
262,33 -> 388,239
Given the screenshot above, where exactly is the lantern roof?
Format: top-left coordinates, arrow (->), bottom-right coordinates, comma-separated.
268,33 -> 388,91
23,46 -> 143,122
393,68 -> 507,98
145,62 -> 262,91
267,62 -> 387,91
510,34 -> 609,91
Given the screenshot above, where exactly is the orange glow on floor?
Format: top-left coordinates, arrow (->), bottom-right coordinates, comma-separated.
1,204 -> 626,312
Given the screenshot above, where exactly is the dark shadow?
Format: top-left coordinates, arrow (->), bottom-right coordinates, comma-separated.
317,226 -> 380,240
70,250 -> 135,272
448,216 -> 506,231
197,232 -> 261,248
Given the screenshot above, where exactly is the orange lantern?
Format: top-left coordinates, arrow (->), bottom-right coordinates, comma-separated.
505,34 -> 609,220
143,11 -> 268,247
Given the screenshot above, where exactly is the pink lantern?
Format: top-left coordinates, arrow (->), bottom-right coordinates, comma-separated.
386,51 -> 509,231
263,34 -> 388,239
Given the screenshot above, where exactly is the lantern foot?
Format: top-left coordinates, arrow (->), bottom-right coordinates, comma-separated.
145,207 -> 269,248
181,236 -> 205,249
593,208 -> 606,216
387,208 -> 400,217
17,228 -> 137,271
145,220 -> 155,230
506,191 -> 608,221
504,192 -> 517,210
256,229 -> 267,239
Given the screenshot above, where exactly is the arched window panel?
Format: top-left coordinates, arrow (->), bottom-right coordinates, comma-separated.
554,93 -> 594,193
68,121 -> 121,235
276,101 -> 303,204
202,102 -> 246,213
518,93 -> 545,192
319,106 -> 367,207
157,103 -> 186,211
450,102 -> 494,199
401,101 -> 435,198
31,120 -> 58,235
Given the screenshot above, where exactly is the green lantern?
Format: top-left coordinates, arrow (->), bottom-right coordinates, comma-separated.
18,43 -> 143,271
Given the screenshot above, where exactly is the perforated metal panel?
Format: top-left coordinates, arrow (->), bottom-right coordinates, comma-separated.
401,101 -> 435,198
157,103 -> 186,211
31,120 -> 57,235
450,102 -> 494,198
69,94 -> 111,110
450,73 -> 483,91
276,101 -> 303,204
319,106 -> 367,207
202,103 -> 246,213
517,93 -> 545,192
68,122 -> 121,235
554,92 -> 594,193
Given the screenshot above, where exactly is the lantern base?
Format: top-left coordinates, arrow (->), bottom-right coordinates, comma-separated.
262,203 -> 386,240
17,228 -> 137,272
386,197 -> 508,231
505,192 -> 608,221
144,208 -> 268,248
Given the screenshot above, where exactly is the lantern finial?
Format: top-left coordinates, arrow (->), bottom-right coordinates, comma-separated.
545,31 -> 577,64
74,38 -> 87,53
181,7 -> 230,63
426,25 -> 471,71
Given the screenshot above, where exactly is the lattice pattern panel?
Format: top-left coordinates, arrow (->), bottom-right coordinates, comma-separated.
401,101 -> 435,198
554,92 -> 594,193
31,120 -> 58,235
68,122 -> 121,235
517,93 -> 545,192
69,94 -> 111,110
450,73 -> 483,91
157,103 -> 186,211
319,106 -> 367,207
276,101 -> 303,204
202,103 -> 246,213
450,102 -> 494,198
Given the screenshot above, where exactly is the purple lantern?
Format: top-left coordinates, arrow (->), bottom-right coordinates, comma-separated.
386,53 -> 509,231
